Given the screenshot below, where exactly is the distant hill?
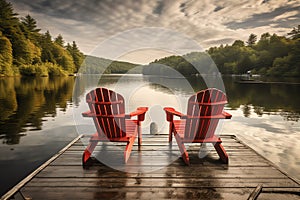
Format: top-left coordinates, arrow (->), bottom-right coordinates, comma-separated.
79,55 -> 142,74
142,52 -> 217,77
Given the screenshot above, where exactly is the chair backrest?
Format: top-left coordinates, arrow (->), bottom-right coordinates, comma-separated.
185,88 -> 227,140
86,88 -> 126,138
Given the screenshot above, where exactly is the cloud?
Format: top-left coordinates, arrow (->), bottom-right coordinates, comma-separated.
226,5 -> 300,29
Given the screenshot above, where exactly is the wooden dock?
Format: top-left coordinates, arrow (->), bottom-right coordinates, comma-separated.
2,134 -> 300,200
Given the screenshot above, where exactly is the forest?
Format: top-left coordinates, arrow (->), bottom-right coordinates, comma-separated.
1,0 -> 300,77
143,25 -> 300,77
0,0 -> 84,77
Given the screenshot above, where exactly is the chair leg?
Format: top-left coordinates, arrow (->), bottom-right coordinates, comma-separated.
124,136 -> 136,163
174,133 -> 190,165
138,123 -> 142,146
82,140 -> 98,168
214,142 -> 228,164
169,123 -> 173,143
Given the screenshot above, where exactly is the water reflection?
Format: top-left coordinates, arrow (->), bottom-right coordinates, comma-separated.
0,74 -> 299,196
223,76 -> 300,120
1,75 -> 299,145
0,77 -> 75,144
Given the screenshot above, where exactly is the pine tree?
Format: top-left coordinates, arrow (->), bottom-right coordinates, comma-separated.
287,25 -> 300,40
247,34 -> 257,46
67,41 -> 84,72
0,0 -> 19,34
54,34 -> 65,47
21,14 -> 41,41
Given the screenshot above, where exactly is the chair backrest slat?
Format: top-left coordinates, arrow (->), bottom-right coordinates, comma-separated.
185,88 -> 227,140
86,88 -> 126,139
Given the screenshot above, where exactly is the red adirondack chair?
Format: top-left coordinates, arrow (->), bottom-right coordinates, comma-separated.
164,88 -> 232,165
82,88 -> 148,167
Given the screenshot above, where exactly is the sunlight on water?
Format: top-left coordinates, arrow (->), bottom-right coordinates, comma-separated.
223,107 -> 300,181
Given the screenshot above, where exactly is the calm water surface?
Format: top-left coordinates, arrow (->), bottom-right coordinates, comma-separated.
0,75 -> 299,196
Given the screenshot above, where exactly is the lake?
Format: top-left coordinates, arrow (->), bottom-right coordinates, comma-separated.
0,75 -> 299,196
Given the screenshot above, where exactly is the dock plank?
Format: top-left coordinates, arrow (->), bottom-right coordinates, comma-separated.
3,134 -> 300,200
21,187 -> 253,200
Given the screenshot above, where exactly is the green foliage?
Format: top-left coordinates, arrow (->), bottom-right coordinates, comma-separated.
45,62 -> 68,76
0,0 -> 18,34
66,41 -> 84,72
19,64 -> 48,77
21,14 -> 40,41
208,28 -> 300,77
247,33 -> 257,46
0,0 -> 84,76
144,26 -> 300,77
232,40 -> 245,47
143,53 -> 203,76
287,25 -> 300,40
52,43 -> 75,73
0,32 -> 13,76
54,34 -> 65,47
19,62 -> 67,77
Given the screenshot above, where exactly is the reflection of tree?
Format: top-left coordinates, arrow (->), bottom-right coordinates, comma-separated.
146,76 -> 208,95
0,78 -> 17,122
0,77 -> 74,144
242,104 -> 251,117
224,77 -> 300,121
280,111 -> 300,122
72,75 -> 123,106
253,106 -> 264,117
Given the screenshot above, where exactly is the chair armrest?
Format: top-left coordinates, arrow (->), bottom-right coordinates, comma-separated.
126,107 -> 148,121
82,111 -> 93,117
82,111 -> 126,118
164,107 -> 186,122
222,111 -> 232,119
186,111 -> 232,119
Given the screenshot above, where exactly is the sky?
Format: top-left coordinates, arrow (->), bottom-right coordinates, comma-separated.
8,0 -> 300,64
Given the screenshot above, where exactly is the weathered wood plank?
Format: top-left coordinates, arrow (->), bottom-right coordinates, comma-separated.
25,177 -> 300,188
21,187 -> 253,200
36,165 -> 288,179
257,193 -> 300,200
50,152 -> 270,167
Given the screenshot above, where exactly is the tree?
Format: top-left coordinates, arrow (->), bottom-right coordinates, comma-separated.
247,33 -> 257,46
260,32 -> 271,41
232,40 -> 245,47
0,32 -> 13,75
269,34 -> 289,58
52,43 -> 75,73
287,25 -> 300,40
11,33 -> 32,65
40,31 -> 55,63
66,41 -> 84,72
43,30 -> 52,43
21,14 -> 41,41
27,39 -> 41,64
54,34 -> 65,47
0,0 -> 19,34
256,32 -> 271,51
